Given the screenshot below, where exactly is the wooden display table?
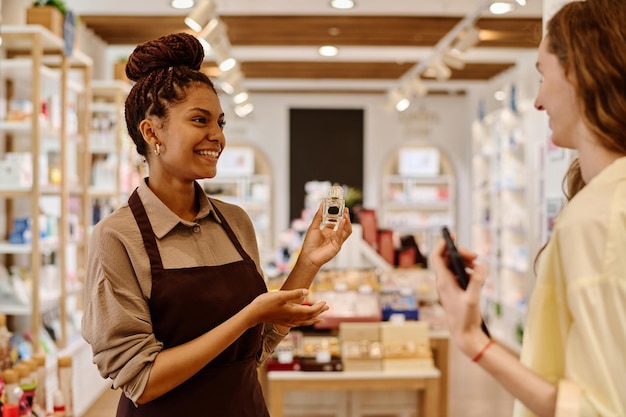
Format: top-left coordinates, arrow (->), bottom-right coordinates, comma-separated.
429,329 -> 450,417
267,368 -> 441,417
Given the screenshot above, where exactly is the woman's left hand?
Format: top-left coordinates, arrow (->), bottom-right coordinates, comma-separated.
298,204 -> 353,268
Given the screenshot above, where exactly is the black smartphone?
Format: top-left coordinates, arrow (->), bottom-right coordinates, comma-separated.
441,226 -> 491,338
441,226 -> 470,289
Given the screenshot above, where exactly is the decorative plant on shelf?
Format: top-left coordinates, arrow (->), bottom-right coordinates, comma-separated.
31,0 -> 68,15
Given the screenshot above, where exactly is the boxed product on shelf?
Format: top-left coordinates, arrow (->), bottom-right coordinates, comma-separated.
379,268 -> 438,305
380,288 -> 418,321
380,321 -> 434,371
339,322 -> 382,371
0,153 -> 32,189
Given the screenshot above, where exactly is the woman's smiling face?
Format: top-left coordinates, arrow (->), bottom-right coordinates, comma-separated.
151,83 -> 227,183
534,36 -> 582,150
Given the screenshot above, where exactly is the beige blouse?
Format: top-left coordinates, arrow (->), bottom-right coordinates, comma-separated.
81,179 -> 284,403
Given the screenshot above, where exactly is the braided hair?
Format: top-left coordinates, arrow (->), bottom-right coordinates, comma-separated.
124,32 -> 217,156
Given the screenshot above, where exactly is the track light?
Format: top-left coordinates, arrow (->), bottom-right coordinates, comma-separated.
184,0 -> 216,32
218,57 -> 237,72
423,58 -> 451,81
406,76 -> 428,97
209,34 -> 232,63
442,48 -> 466,70
388,88 -> 410,112
234,102 -> 254,117
199,18 -> 227,45
451,26 -> 481,53
218,70 -> 244,94
233,91 -> 249,105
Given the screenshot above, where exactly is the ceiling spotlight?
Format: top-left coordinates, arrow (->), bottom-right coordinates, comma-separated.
199,18 -> 227,45
423,59 -> 452,81
170,0 -> 195,9
318,45 -> 339,57
489,2 -> 516,15
442,49 -> 466,70
234,102 -> 254,117
395,98 -> 410,112
494,90 -> 506,101
184,0 -> 216,32
388,88 -> 410,112
218,57 -> 237,72
330,0 -> 355,10
515,0 -> 526,5
233,91 -> 249,105
218,70 -> 243,95
451,26 -> 481,53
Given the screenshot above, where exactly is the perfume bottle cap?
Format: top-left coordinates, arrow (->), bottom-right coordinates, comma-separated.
328,185 -> 344,199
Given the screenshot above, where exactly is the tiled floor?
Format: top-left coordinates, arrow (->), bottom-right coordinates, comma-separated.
83,346 -> 515,417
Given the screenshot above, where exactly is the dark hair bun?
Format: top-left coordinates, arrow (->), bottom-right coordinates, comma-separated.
125,32 -> 205,82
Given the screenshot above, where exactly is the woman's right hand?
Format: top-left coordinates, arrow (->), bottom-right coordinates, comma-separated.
429,238 -> 490,357
245,289 -> 329,329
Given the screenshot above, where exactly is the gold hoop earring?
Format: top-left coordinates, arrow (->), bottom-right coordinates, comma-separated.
154,143 -> 161,156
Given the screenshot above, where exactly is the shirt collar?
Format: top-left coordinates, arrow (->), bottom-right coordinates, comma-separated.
136,179 -> 221,239
586,156 -> 626,188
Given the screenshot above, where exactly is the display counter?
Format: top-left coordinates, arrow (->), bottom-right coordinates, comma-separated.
267,368 -> 441,417
261,329 -> 450,417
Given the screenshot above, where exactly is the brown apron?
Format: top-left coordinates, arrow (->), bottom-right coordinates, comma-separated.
116,189 -> 270,416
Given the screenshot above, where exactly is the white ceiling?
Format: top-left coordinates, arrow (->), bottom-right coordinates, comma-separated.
64,0 -> 543,18
64,0 -> 545,93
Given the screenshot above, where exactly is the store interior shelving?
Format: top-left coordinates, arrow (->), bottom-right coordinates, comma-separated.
0,24 -> 112,416
198,146 -> 273,264
379,145 -> 456,256
471,96 -> 544,353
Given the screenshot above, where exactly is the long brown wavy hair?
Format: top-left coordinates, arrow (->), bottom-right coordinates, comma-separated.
534,0 -> 626,272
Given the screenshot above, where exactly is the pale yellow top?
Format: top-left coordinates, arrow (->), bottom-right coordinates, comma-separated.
513,157 -> 626,417
81,179 -> 284,403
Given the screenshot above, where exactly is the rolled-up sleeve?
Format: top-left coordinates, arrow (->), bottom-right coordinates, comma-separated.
82,216 -> 163,403
256,323 -> 288,366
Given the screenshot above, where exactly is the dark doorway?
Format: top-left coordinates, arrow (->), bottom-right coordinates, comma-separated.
289,108 -> 364,222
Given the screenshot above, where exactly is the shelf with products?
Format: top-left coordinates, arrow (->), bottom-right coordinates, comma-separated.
88,80 -> 134,199
471,98 -> 541,353
379,145 -> 456,256
86,80 -> 139,239
261,267 -> 450,417
0,25 -> 92,358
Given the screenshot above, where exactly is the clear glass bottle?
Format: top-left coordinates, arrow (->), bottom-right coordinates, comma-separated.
320,185 -> 345,231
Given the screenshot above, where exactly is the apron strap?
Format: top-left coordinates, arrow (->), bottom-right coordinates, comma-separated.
210,201 -> 252,262
129,189 -> 164,274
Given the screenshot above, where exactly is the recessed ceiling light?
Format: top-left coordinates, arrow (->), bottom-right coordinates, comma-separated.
330,0 -> 355,10
171,0 -> 195,9
318,46 -> 339,57
489,2 -> 516,15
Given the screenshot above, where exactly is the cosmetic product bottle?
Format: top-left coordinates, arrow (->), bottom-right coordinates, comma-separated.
57,356 -> 73,417
320,185 -> 345,231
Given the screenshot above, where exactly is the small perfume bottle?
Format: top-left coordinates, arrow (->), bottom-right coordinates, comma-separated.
320,185 -> 345,230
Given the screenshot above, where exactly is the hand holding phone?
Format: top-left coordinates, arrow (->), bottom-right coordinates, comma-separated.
441,226 -> 491,338
441,226 -> 470,289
